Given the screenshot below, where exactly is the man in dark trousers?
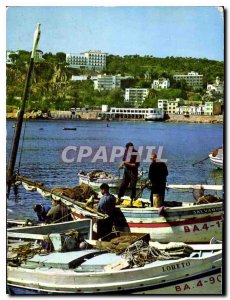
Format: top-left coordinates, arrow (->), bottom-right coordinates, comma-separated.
148,153 -> 168,206
97,183 -> 116,239
117,142 -> 140,205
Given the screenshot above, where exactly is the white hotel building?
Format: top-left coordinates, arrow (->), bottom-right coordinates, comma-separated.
125,88 -> 149,106
94,75 -> 121,90
173,71 -> 203,89
66,50 -> 107,70
98,107 -> 164,120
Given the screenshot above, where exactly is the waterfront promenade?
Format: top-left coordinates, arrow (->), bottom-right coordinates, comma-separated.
6,110 -> 223,124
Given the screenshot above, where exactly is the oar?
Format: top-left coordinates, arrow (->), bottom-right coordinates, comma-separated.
192,156 -> 210,166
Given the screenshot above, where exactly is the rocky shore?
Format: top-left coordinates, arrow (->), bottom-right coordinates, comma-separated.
6,111 -> 223,124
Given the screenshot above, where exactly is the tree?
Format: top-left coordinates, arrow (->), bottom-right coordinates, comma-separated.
56,52 -> 66,63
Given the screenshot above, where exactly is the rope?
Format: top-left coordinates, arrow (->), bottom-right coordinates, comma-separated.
121,240 -> 193,268
9,241 -> 51,266
51,211 -> 73,224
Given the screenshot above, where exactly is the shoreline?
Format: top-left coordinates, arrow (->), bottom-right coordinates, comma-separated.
6,112 -> 223,124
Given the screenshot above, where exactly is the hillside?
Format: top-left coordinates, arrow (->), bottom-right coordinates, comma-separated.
6,51 -> 224,112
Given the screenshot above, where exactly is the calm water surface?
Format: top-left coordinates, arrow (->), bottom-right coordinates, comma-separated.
6,120 -> 223,220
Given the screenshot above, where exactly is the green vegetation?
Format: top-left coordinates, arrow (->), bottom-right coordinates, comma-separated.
6,51 -> 224,112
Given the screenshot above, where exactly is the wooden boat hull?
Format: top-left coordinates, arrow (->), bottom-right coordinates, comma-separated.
7,247 -> 222,294
79,175 -> 122,188
70,202 -> 223,243
209,148 -> 223,169
79,175 -> 144,188
15,176 -> 223,243
209,155 -> 223,169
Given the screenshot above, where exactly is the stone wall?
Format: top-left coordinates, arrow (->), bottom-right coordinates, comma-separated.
166,114 -> 223,124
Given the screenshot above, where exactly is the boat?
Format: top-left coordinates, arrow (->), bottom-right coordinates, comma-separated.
16,176 -> 223,243
145,112 -> 165,121
7,222 -> 222,295
78,169 -> 146,188
79,170 -> 122,188
6,24 -> 224,295
63,127 -> 77,131
72,198 -> 223,243
184,112 -> 190,118
209,147 -> 223,169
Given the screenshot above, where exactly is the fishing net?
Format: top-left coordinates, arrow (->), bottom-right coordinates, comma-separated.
80,170 -> 117,180
51,183 -> 98,203
121,240 -> 194,268
195,194 -> 223,204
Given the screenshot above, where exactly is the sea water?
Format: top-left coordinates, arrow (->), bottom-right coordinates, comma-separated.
6,119 -> 223,220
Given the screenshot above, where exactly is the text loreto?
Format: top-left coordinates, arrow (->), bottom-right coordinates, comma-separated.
162,261 -> 191,272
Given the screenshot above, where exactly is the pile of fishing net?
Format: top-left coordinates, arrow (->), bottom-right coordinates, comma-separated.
195,194 -> 223,205
94,234 -> 147,254
104,240 -> 194,270
80,170 -> 116,180
51,183 -> 98,203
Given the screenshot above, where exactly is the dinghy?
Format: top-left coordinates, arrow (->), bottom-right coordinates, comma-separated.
209,147 -> 223,169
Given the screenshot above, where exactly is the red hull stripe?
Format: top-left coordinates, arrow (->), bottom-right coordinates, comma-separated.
72,212 -> 222,228
127,215 -> 222,228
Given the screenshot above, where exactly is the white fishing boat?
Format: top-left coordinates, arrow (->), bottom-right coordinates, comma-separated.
72,199 -> 223,244
6,24 -> 224,296
209,147 -> 223,169
78,169 -> 146,188
7,221 -> 222,295
78,170 -> 122,188
16,176 -> 223,243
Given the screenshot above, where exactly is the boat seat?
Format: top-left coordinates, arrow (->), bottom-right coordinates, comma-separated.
74,253 -> 122,272
20,250 -> 103,270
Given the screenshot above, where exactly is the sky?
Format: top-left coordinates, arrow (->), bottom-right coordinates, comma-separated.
5,5 -> 224,61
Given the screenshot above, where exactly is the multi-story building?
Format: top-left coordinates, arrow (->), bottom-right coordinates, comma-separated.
152,77 -> 170,89
6,50 -> 43,64
207,77 -> 224,95
6,51 -> 16,64
167,100 -> 179,114
124,88 -> 149,106
94,74 -> 121,90
66,50 -> 107,70
204,102 -> 222,115
158,99 -> 181,114
173,71 -> 203,89
158,99 -> 168,112
98,107 -> 164,120
35,50 -> 43,60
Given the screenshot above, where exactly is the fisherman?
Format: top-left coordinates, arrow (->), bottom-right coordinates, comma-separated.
46,198 -> 72,223
33,204 -> 51,222
148,153 -> 168,206
117,142 -> 140,205
96,183 -> 116,239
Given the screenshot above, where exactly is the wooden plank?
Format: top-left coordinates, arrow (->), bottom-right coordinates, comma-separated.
7,232 -> 47,240
167,184 -> 223,191
149,241 -> 222,251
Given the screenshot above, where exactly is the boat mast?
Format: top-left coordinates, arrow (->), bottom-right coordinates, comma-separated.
6,24 -> 41,198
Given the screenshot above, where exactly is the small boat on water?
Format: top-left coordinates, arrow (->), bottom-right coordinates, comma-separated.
63,127 -> 77,131
78,169 -> 146,188
79,170 -> 121,188
7,220 -> 222,295
209,147 -> 223,169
